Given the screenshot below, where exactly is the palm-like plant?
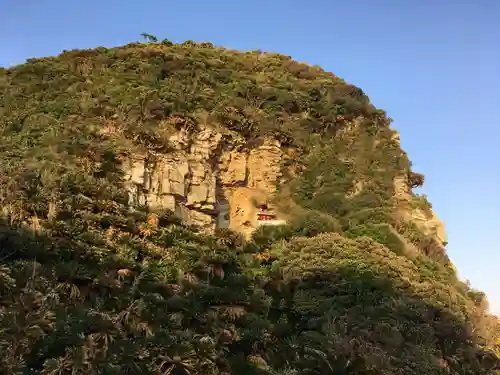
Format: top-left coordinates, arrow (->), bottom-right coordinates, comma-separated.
140,33 -> 158,43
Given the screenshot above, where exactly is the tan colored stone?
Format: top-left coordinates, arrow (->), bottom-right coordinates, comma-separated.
226,187 -> 268,239
347,180 -> 364,198
247,140 -> 282,194
410,209 -> 447,245
394,175 -> 448,246
219,151 -> 247,185
393,175 -> 411,201
187,185 -> 210,206
122,129 -> 284,235
391,130 -> 401,145
158,194 -> 176,211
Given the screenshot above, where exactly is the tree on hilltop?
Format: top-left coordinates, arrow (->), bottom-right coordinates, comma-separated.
140,32 -> 158,42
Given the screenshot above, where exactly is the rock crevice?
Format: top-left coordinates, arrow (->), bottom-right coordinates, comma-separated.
123,126 -> 283,235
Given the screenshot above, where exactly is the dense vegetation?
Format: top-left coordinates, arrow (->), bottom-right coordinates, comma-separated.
0,38 -> 499,374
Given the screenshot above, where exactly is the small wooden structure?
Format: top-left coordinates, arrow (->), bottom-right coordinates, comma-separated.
256,204 -> 286,227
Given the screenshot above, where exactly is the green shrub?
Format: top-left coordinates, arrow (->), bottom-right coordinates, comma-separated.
250,224 -> 293,248
346,223 -> 407,256
288,209 -> 342,237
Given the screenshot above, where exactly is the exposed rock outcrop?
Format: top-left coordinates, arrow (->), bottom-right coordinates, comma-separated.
406,207 -> 448,245
122,126 -> 283,236
122,119 -> 447,246
393,172 -> 448,245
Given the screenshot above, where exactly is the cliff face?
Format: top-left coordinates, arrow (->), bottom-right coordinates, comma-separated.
122,125 -> 283,237
388,131 -> 447,247
122,118 -> 447,249
393,175 -> 448,246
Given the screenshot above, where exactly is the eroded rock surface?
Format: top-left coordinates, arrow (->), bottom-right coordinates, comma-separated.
393,171 -> 448,245
123,127 -> 283,236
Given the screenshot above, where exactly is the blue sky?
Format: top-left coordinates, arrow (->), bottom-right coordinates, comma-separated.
1,0 -> 499,312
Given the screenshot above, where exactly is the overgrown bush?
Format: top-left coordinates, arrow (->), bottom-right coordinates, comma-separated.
288,209 -> 343,237
345,223 -> 407,256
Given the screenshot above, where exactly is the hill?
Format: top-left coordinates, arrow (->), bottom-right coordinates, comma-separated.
0,38 -> 498,374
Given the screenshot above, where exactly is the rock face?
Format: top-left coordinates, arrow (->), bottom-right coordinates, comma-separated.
407,208 -> 448,245
393,172 -> 448,245
122,126 -> 283,237
387,129 -> 447,246
122,122 -> 447,245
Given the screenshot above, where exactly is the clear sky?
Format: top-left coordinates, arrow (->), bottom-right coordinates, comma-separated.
1,0 -> 499,312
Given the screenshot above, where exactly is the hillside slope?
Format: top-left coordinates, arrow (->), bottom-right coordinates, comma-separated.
0,39 -> 498,375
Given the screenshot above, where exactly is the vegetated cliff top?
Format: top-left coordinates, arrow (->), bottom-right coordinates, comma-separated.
0,38 -> 498,374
